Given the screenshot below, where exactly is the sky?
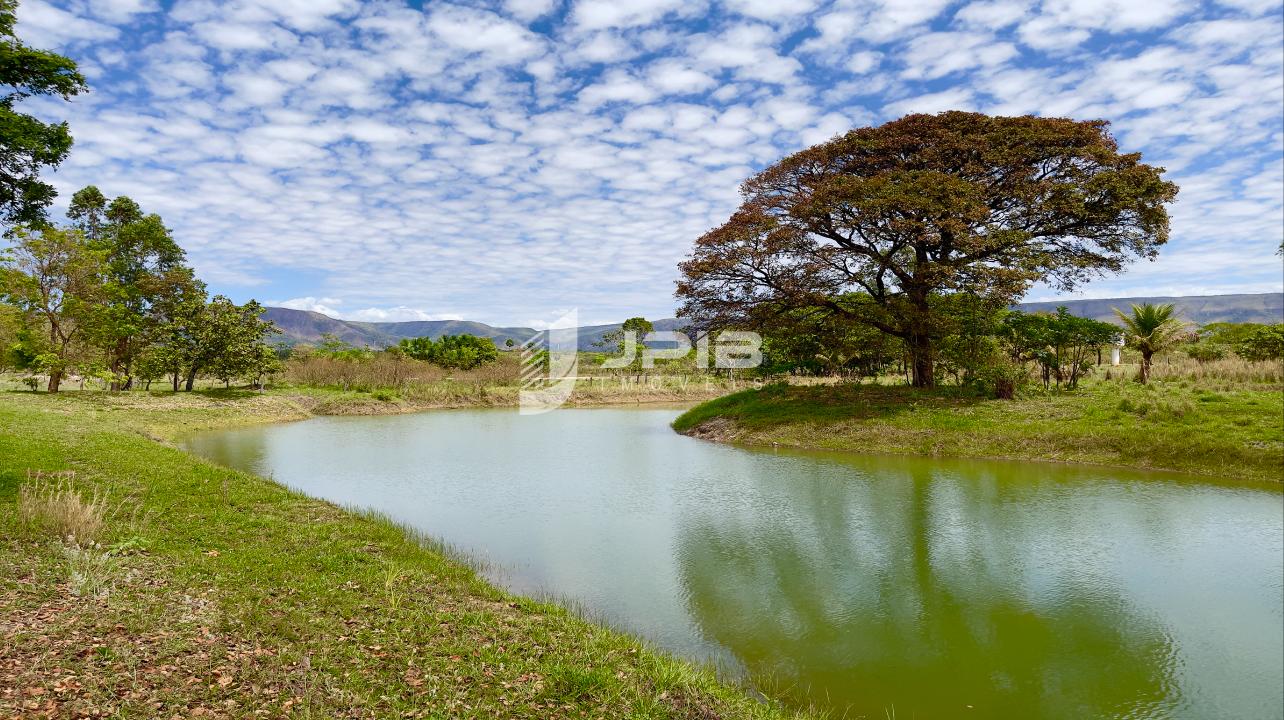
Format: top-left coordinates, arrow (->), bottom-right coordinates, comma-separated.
15,0 -> 1284,327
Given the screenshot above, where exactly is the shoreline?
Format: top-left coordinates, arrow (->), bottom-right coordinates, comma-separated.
672,381 -> 1284,484
0,389 -> 811,719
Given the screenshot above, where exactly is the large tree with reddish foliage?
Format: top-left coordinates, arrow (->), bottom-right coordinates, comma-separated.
676,111 -> 1178,387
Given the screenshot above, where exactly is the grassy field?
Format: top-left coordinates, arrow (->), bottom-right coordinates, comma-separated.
0,390 -> 810,719
674,370 -> 1284,483
0,366 -> 743,417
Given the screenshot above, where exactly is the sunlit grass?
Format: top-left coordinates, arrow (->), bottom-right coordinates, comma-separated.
0,390 -> 815,719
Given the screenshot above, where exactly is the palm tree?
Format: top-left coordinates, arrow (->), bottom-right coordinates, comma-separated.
1113,303 -> 1185,383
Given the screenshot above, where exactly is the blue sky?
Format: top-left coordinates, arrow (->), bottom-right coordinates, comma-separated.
16,0 -> 1284,326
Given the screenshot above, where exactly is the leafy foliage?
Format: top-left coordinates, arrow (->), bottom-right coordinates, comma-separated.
1237,324 -> 1284,362
1113,303 -> 1186,383
399,334 -> 499,370
0,225 -> 105,390
0,0 -> 87,225
0,210 -> 279,392
677,111 -> 1178,387
1000,307 -> 1118,389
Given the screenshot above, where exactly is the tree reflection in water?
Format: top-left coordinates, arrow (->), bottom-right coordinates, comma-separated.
675,459 -> 1178,719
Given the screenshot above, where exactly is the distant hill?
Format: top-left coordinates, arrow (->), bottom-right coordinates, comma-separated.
1018,293 -> 1283,325
262,293 -> 1283,348
261,307 -> 688,349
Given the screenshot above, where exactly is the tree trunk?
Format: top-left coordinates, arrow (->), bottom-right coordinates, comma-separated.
1139,350 -> 1152,384
109,338 -> 128,391
908,335 -> 934,388
172,372 -> 180,392
47,369 -> 62,393
185,368 -> 198,392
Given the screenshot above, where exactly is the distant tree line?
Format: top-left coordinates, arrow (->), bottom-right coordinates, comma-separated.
0,188 -> 280,392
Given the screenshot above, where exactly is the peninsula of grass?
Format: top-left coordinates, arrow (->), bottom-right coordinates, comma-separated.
0,390 -> 811,719
673,376 -> 1284,483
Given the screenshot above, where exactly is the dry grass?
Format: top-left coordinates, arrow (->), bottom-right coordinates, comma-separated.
17,471 -> 108,543
283,352 -> 520,391
1141,355 -> 1283,385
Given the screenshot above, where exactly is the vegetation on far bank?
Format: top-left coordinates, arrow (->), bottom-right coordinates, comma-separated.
674,359 -> 1284,484
0,390 -> 814,719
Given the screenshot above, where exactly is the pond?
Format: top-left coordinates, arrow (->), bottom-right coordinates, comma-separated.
182,407 -> 1283,719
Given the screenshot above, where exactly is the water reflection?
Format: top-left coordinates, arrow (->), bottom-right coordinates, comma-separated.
675,458 -> 1180,717
182,410 -> 1284,720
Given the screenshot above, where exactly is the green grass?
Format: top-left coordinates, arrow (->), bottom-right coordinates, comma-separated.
673,378 -> 1284,483
0,390 -> 815,719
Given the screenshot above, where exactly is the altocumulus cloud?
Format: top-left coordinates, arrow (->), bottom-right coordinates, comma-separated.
15,0 -> 1284,324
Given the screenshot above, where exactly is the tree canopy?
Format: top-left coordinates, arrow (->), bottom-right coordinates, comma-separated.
676,111 -> 1178,387
399,334 -> 499,370
0,0 -> 87,226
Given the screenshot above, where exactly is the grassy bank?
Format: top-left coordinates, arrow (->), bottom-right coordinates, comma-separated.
0,370 -> 740,417
673,375 -> 1284,483
0,391 -> 809,719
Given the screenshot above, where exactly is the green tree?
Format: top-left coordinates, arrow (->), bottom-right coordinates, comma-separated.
1199,322 -> 1265,347
1000,309 -> 1117,389
0,0 -> 87,226
1237,324 -> 1284,362
597,317 -> 654,373
399,334 -> 498,370
91,193 -> 189,389
760,304 -> 896,378
0,225 -> 105,391
677,111 -> 1178,387
173,296 -> 276,391
1113,303 -> 1185,384
67,185 -> 107,240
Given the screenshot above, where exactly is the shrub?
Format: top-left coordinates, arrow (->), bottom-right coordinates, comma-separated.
1185,343 -> 1228,363
399,334 -> 500,370
1238,324 -> 1284,362
976,354 -> 1029,399
17,471 -> 108,543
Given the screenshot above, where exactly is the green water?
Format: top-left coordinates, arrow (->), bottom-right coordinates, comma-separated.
182,407 -> 1284,719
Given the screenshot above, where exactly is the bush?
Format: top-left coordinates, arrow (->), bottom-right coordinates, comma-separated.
976,354 -> 1029,399
1238,324 -> 1284,362
1185,343 -> 1228,363
399,334 -> 500,370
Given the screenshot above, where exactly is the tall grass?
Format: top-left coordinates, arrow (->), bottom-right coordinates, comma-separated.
283,353 -> 520,391
17,470 -> 108,543
1102,355 -> 1283,387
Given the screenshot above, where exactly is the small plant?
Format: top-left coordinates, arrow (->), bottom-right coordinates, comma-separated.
383,563 -> 405,611
61,540 -> 119,598
17,471 -> 108,543
371,389 -> 399,402
21,376 -> 40,392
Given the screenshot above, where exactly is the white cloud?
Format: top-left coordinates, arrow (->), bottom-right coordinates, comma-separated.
901,32 -> 1018,80
16,1 -> 118,45
426,5 -> 545,65
571,0 -> 691,30
722,0 -> 819,21
885,87 -> 976,115
506,0 -> 559,23
27,0 -> 1284,324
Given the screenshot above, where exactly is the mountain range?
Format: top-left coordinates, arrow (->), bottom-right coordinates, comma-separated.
262,292 -> 1283,348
